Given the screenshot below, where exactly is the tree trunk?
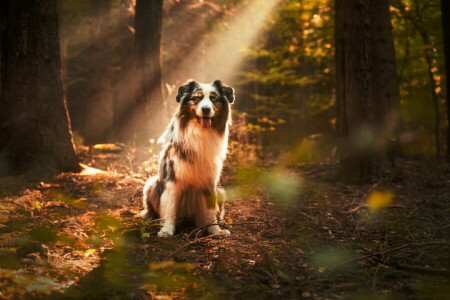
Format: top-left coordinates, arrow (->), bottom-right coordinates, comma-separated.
84,0 -> 115,145
0,0 -> 80,179
0,1 -> 5,105
369,0 -> 402,161
442,0 -> 450,161
134,0 -> 164,144
57,0 -> 68,75
335,0 -> 376,183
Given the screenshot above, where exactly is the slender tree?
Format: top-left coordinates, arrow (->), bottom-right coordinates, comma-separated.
394,1 -> 442,159
442,0 -> 450,161
84,0 -> 115,144
0,0 -> 79,179
134,0 -> 164,143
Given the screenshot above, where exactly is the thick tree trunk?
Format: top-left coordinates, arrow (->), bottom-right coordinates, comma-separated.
335,0 -> 377,183
0,0 -> 80,179
442,0 -> 450,161
134,0 -> 164,143
369,0 -> 402,160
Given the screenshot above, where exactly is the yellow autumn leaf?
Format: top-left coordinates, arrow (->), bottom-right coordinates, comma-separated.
93,143 -> 122,151
149,260 -> 174,270
367,191 -> 394,210
0,214 -> 10,223
33,201 -> 42,210
84,249 -> 96,257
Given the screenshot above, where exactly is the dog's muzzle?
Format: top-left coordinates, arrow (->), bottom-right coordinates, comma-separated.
198,116 -> 212,128
198,106 -> 213,128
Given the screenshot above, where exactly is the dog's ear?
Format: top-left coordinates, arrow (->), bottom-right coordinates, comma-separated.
213,80 -> 235,103
176,80 -> 198,103
222,85 -> 235,104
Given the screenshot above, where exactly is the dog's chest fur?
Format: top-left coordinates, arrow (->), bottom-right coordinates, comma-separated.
142,80 -> 235,236
161,119 -> 229,190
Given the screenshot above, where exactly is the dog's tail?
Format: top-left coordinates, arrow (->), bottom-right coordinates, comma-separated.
140,176 -> 161,219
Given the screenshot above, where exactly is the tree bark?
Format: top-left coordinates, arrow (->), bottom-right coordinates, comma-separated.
134,0 -> 165,143
441,0 -> 450,161
369,0 -> 402,160
335,0 -> 376,183
0,0 -> 80,179
57,0 -> 68,75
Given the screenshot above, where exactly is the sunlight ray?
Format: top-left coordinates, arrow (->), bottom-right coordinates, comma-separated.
74,0 -> 281,142
79,163 -> 108,176
168,0 -> 281,83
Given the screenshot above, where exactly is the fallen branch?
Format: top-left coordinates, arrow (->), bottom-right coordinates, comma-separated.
338,242 -> 450,267
395,263 -> 450,277
299,211 -> 320,223
164,222 -> 266,260
163,232 -> 227,261
184,222 -> 266,239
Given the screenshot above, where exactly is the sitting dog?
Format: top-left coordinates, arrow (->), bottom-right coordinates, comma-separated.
141,80 -> 235,236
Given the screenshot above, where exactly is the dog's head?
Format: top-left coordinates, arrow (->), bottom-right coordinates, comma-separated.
175,80 -> 235,133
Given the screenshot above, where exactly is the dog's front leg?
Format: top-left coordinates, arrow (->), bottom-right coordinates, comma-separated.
217,187 -> 226,221
197,189 -> 230,235
158,182 -> 178,237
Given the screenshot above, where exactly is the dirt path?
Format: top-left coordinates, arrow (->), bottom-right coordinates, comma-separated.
0,147 -> 449,299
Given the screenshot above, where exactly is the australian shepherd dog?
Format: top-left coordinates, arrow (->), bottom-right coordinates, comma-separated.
141,80 -> 235,237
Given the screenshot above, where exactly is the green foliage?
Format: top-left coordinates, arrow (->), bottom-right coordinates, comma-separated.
236,0 -> 335,151
0,250 -> 23,269
283,134 -> 335,163
230,164 -> 303,206
234,0 -> 446,159
391,0 -> 446,156
94,213 -> 122,232
311,246 -> 356,274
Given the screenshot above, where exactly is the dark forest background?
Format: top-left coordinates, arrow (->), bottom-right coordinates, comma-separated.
62,0 -> 449,162
0,0 -> 450,299
1,0 -> 450,183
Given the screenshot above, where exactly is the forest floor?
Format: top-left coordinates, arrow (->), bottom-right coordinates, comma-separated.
0,144 -> 449,299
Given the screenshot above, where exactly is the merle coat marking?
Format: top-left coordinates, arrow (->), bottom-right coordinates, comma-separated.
141,80 -> 235,236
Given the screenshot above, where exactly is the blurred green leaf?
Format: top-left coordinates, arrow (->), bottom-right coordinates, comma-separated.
0,250 -> 23,269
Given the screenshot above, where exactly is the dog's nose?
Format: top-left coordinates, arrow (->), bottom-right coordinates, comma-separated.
202,106 -> 211,115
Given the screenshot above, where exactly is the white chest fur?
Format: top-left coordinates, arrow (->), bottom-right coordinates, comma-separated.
175,124 -> 228,189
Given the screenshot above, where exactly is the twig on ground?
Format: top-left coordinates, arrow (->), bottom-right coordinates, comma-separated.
165,220 -> 269,261
340,242 -> 450,267
163,234 -> 219,261
395,263 -> 450,277
299,211 -> 320,224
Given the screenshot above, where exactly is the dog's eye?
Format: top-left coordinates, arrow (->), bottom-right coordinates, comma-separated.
189,97 -> 202,104
210,96 -> 218,102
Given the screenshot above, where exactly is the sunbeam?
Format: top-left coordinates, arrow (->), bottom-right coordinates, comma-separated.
166,0 -> 281,84
115,0 -> 281,141
64,0 -> 282,143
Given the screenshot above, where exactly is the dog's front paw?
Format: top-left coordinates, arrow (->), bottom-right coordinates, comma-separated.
158,226 -> 175,237
208,225 -> 230,236
218,229 -> 230,235
139,209 -> 149,219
